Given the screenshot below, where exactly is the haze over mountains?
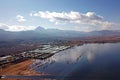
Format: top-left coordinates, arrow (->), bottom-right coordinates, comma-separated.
0,26 -> 120,41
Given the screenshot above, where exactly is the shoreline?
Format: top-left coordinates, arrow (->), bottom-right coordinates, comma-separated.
0,59 -> 40,76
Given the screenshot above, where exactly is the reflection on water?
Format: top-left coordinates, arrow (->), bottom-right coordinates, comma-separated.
31,43 -> 120,80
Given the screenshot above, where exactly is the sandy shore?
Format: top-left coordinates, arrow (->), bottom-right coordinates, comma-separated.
0,59 -> 40,76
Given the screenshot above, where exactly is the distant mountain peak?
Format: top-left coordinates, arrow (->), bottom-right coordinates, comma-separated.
35,26 -> 45,31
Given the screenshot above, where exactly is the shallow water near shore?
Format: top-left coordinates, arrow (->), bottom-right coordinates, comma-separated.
30,43 -> 120,80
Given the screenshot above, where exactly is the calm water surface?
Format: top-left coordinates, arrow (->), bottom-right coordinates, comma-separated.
31,43 -> 120,80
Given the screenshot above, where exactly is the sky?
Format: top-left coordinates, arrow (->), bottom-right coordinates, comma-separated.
0,0 -> 120,32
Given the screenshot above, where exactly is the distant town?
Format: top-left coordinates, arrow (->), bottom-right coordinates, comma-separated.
0,44 -> 71,68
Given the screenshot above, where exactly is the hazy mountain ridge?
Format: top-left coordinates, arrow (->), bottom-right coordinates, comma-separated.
0,26 -> 120,41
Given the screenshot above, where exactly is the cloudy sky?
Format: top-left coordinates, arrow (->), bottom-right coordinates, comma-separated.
0,0 -> 120,32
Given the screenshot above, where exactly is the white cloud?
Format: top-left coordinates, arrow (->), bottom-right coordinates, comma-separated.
16,15 -> 26,22
0,23 -> 9,30
30,11 -> 104,25
0,23 -> 35,31
7,25 -> 35,31
30,11 -> 120,31
102,23 -> 120,30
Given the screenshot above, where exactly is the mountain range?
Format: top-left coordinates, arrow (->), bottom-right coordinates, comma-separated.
0,26 -> 120,41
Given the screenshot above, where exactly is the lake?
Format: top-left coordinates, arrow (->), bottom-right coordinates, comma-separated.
31,43 -> 120,80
